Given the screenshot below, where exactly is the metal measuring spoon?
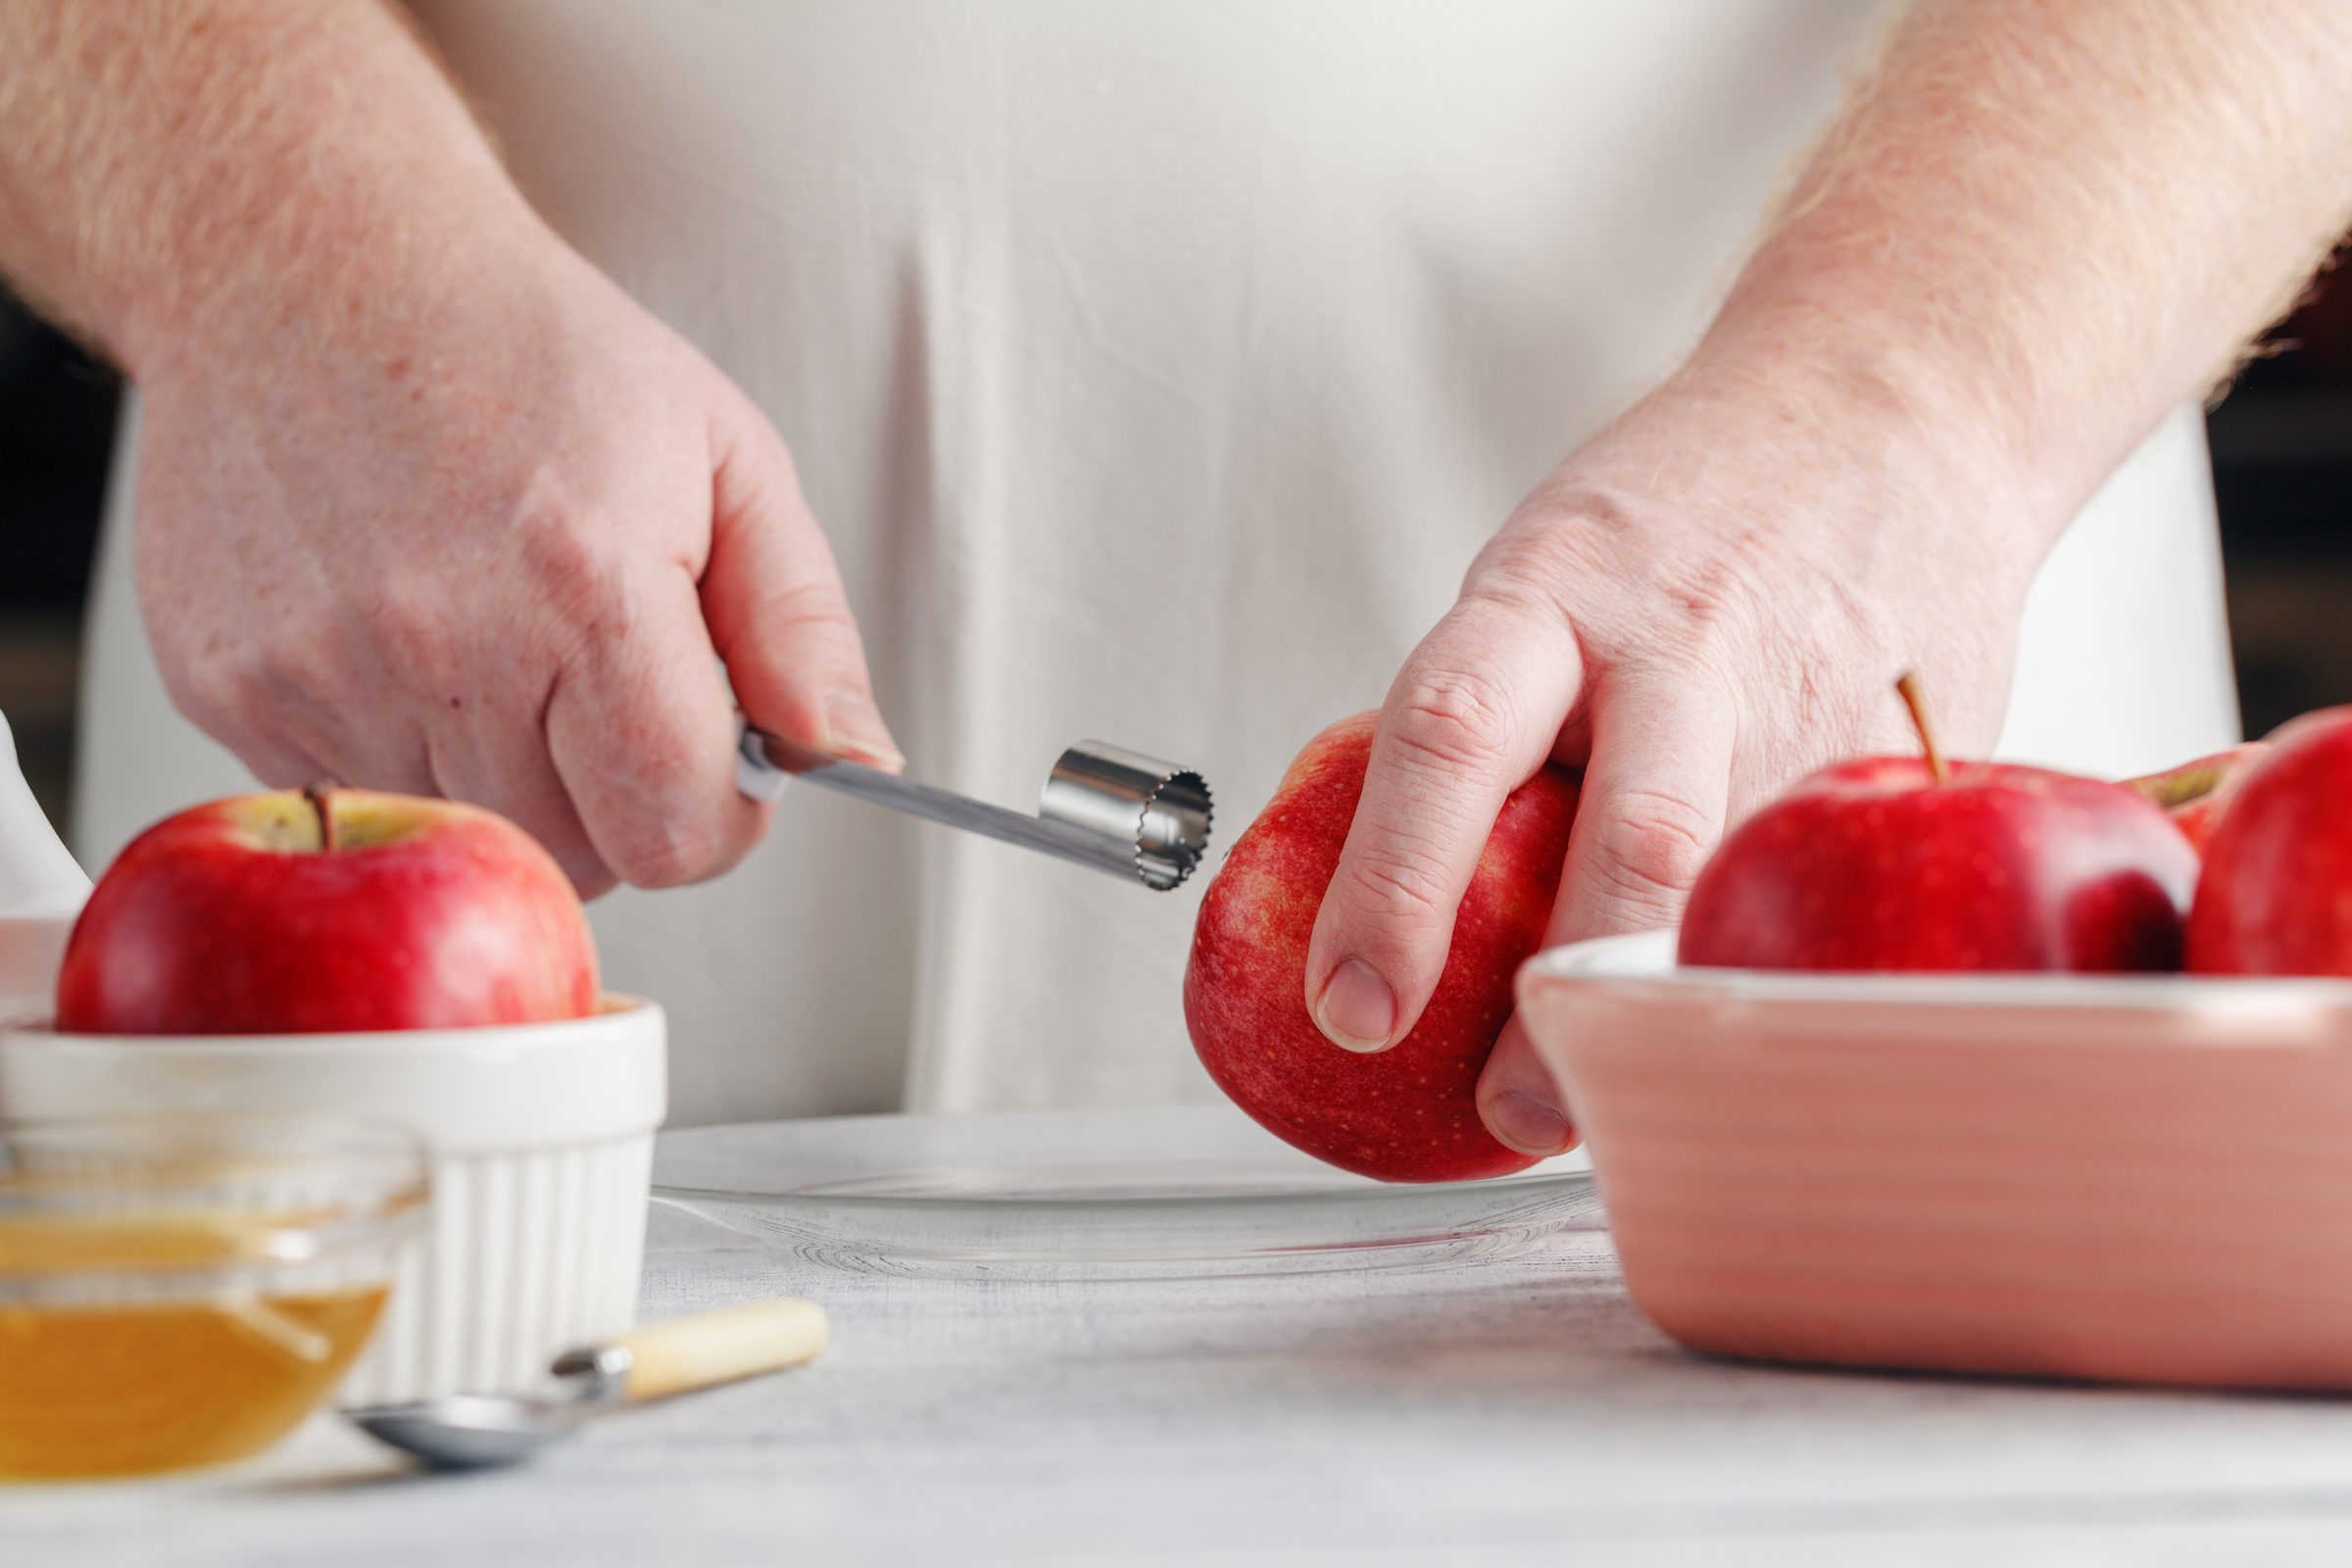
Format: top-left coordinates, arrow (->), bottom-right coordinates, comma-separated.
346,1298 -> 827,1471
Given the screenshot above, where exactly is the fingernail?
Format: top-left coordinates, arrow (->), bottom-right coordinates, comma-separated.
1487,1091 -> 1573,1157
1314,957 -> 1397,1054
821,690 -> 904,769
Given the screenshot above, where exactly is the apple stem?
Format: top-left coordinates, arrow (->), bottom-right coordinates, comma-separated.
1895,671 -> 1948,786
304,781 -> 340,854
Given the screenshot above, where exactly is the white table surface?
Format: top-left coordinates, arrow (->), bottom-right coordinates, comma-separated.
15,1128 -> 2352,1568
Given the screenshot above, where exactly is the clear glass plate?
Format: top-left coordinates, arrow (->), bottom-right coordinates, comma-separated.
651,1103 -> 1598,1279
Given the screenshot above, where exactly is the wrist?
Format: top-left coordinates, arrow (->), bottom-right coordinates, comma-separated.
1668,295 -> 2067,594
1692,232 -> 2146,521
122,178 -> 557,390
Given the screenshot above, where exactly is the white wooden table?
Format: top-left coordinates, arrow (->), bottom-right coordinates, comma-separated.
14,1128 -> 2352,1567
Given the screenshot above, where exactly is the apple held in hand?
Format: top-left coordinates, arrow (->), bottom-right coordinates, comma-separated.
57,787 -> 598,1034
1679,676 -> 2196,973
2188,709 -> 2352,975
2124,743 -> 2268,856
1184,714 -> 1580,1183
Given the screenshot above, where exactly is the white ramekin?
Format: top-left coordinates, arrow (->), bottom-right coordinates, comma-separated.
0,1001 -> 666,1402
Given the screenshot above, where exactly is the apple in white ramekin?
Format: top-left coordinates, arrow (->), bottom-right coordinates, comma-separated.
0,786 -> 666,1402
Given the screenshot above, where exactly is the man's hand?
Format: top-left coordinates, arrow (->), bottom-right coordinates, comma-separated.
1306,0 -> 2352,1156
1305,361 -> 2031,1154
135,233 -> 897,896
0,0 -> 898,895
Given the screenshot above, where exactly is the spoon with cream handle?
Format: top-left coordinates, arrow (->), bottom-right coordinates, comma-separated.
346,1298 -> 828,1471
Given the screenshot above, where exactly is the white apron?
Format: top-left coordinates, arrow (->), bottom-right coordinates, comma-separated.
76,1 -> 2239,1126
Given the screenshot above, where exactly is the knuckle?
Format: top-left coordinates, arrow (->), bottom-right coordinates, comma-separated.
359,587 -> 461,693
1335,846 -> 1453,929
758,577 -> 858,652
1392,666 -> 1519,780
1602,547 -> 1771,676
575,705 -> 747,888
518,506 -> 634,641
246,621 -> 342,713
159,639 -> 244,729
1587,789 -> 1718,913
149,605 -> 297,730
606,810 -> 733,889
1471,515 -> 1608,612
566,860 -> 620,902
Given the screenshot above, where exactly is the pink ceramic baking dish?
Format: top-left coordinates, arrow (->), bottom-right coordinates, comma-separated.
1517,930 -> 2352,1393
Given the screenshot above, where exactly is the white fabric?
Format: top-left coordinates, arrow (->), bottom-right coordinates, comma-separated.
75,1 -> 2239,1126
0,711 -> 87,916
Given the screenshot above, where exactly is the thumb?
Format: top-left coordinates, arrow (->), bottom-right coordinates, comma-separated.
701,392 -> 903,771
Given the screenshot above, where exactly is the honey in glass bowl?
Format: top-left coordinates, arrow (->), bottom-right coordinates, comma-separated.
0,1116 -> 427,1480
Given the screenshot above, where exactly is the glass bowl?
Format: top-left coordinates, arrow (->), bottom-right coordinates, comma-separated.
653,1103 -> 1597,1280
0,1114 -> 428,1480
0,1001 -> 662,1402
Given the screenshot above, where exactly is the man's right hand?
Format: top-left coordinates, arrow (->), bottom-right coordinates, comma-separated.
0,1 -> 898,897
133,226 -> 898,897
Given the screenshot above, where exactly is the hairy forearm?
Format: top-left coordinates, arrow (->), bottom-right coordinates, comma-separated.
1700,0 -> 2352,534
0,0 -> 533,378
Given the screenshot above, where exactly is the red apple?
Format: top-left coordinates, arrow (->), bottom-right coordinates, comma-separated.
2187,709 -> 2352,975
1679,677 -> 2196,973
57,787 -> 598,1034
1183,713 -> 1580,1183
2123,743 -> 2268,855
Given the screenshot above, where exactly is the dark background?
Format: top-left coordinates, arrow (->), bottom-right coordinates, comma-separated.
2,264 -> 2348,842
0,296 -> 119,836
2207,258 -> 2352,734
